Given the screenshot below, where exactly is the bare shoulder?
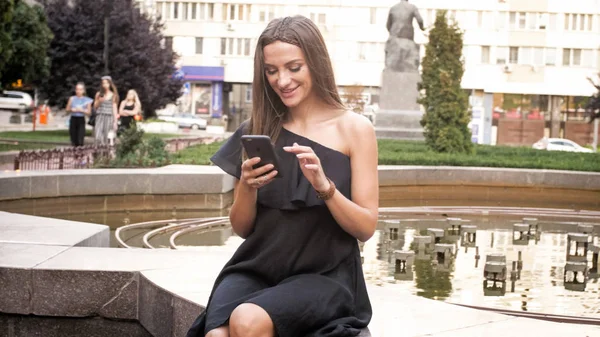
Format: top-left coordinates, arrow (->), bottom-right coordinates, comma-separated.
337,111 -> 376,154
339,111 -> 375,137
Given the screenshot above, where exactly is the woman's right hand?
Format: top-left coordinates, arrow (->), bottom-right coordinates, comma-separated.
240,157 -> 278,189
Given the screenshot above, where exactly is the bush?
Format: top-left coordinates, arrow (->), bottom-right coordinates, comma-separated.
418,10 -> 472,154
108,124 -> 170,167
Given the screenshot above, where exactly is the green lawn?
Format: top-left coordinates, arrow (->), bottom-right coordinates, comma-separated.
173,139 -> 600,172
0,130 -> 180,152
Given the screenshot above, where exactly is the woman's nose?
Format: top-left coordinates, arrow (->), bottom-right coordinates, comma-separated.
277,72 -> 291,87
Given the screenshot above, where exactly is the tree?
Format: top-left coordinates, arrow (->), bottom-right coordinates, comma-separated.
587,75 -> 600,122
0,0 -> 15,81
418,11 -> 472,154
1,0 -> 53,87
41,0 -> 182,116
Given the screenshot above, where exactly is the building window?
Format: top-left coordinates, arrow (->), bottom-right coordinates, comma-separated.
582,49 -> 593,68
562,48 -> 571,66
370,8 -> 377,25
533,47 -> 543,65
223,4 -> 251,22
509,12 -> 516,29
220,38 -> 226,55
587,14 -> 593,31
527,13 -> 537,29
509,47 -> 519,64
545,48 -> 556,66
220,37 -> 252,56
245,86 -> 252,103
173,2 -> 179,19
191,3 -> 196,20
164,36 -> 173,50
495,11 -> 506,30
199,3 -> 215,20
496,46 -> 508,64
481,46 -> 490,64
518,12 -> 526,29
310,12 -> 326,25
519,47 -> 531,65
548,13 -> 557,30
259,5 -> 276,22
572,49 -> 581,66
195,37 -> 203,54
244,38 -> 251,56
571,13 -> 577,30
477,11 -> 483,28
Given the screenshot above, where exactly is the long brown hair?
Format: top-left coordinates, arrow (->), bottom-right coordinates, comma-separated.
99,76 -> 120,104
249,15 -> 345,142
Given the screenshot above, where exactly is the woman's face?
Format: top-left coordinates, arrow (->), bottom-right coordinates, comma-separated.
75,84 -> 85,96
101,79 -> 110,91
263,41 -> 313,109
127,91 -> 135,100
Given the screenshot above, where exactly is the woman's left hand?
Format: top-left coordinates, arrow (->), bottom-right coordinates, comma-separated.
284,142 -> 330,192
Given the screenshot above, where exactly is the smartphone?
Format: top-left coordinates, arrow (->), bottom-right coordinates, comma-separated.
240,135 -> 283,178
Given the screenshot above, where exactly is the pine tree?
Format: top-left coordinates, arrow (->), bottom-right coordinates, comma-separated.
418,10 -> 473,154
40,0 -> 182,116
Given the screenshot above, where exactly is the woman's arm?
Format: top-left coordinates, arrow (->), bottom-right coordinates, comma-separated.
229,158 -> 278,238
112,101 -> 119,129
93,93 -> 101,110
132,102 -> 141,116
118,101 -> 125,116
84,102 -> 92,116
285,116 -> 379,242
65,97 -> 73,114
323,120 -> 378,242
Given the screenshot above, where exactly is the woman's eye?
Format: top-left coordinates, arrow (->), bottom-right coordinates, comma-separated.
290,67 -> 301,72
265,69 -> 277,75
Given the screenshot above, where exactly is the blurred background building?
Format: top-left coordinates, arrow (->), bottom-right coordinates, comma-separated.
135,0 -> 600,145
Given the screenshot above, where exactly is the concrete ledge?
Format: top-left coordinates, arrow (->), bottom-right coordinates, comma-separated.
0,165 -> 234,201
378,166 -> 600,190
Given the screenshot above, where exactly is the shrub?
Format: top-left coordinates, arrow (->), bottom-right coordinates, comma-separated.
109,124 -> 170,167
418,10 -> 472,154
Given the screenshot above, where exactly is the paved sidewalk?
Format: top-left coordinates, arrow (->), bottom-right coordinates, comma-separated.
0,111 -> 70,132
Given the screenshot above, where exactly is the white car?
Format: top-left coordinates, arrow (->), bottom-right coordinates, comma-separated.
158,113 -> 207,130
0,90 -> 34,113
532,137 -> 593,153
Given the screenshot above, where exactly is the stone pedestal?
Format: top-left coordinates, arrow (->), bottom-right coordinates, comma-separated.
375,70 -> 424,140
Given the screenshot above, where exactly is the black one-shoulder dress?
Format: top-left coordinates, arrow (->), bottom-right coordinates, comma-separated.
186,121 -> 372,337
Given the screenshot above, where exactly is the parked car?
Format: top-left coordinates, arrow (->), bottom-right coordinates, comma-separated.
158,113 -> 207,130
532,137 -> 593,153
0,90 -> 34,113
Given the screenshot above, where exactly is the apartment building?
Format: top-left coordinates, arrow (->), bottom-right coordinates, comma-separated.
137,0 -> 600,142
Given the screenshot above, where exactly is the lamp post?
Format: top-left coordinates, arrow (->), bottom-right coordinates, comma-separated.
103,0 -> 114,75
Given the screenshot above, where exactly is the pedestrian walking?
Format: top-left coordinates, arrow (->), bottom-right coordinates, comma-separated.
93,76 -> 119,145
65,82 -> 93,146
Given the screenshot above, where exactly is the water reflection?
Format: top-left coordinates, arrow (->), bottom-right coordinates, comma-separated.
367,215 -> 600,317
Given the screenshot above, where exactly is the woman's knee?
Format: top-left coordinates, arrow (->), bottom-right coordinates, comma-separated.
206,326 -> 229,337
229,303 -> 274,337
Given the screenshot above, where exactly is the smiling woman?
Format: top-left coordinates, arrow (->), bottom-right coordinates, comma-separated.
186,16 -> 378,337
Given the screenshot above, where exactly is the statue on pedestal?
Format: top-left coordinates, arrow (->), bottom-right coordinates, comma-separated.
385,0 -> 425,73
375,0 -> 426,139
